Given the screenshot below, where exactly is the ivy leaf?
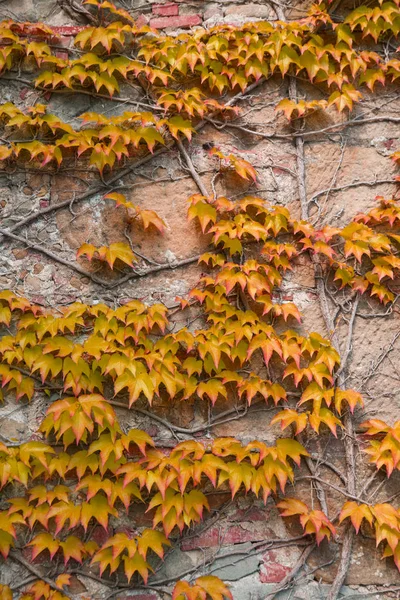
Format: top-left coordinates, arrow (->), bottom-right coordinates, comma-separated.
138,209 -> 166,233
28,532 -> 59,560
104,242 -> 137,269
197,379 -> 227,405
59,535 -> 87,564
167,116 -> 195,141
278,498 -> 308,517
121,428 -> 155,456
334,388 -> 364,414
123,552 -> 152,583
328,84 -> 362,112
188,195 -> 217,233
172,580 -> 206,600
0,585 -> 12,600
271,409 -> 308,435
137,529 -> 171,560
229,156 -> 257,182
339,501 -> 374,533
77,242 -> 136,269
80,495 -> 118,531
195,576 -> 233,600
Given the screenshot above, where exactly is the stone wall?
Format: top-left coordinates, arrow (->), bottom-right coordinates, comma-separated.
1,0 -> 400,599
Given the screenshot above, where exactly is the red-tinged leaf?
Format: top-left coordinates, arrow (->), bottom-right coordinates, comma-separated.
301,510 -> 336,544
334,388 -> 364,414
195,576 -> 233,600
339,501 -> 374,533
138,209 -> 166,233
0,531 -> 14,559
0,585 -> 12,600
121,428 -> 155,456
328,84 -> 362,112
360,419 -> 390,436
101,533 -> 136,560
273,302 -> 301,323
276,438 -> 309,466
220,461 -> 253,498
188,198 -> 217,233
382,543 -> 400,571
371,503 -> 400,530
230,156 -> 257,182
271,409 -> 308,435
122,552 -> 152,583
80,495 -> 118,531
19,442 -> 55,468
114,369 -> 155,406
138,127 -> 165,153
167,116 -> 195,141
47,501 -> 82,534
172,580 -> 206,600
105,192 -> 135,209
91,547 -> 121,577
77,243 -> 97,262
0,147 -> 12,161
105,242 -> 136,269
278,498 -> 309,517
137,528 -> 170,560
59,535 -> 86,564
334,264 -> 355,288
197,379 -> 227,405
28,532 -> 59,560
309,407 -> 343,437
26,580 -> 53,600
194,455 -> 229,487
0,305 -> 11,326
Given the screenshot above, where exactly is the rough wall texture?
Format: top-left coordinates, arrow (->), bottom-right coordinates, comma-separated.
1,0 -> 400,599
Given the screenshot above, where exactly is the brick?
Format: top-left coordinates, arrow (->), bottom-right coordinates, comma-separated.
58,35 -> 74,48
259,550 -> 291,583
33,263 -> 44,274
19,87 -> 29,100
90,525 -> 109,546
12,248 -> 28,260
55,50 -> 69,61
181,521 -> 275,551
224,3 -> 273,18
152,3 -> 179,16
136,13 -> 150,27
50,26 -> 86,36
149,14 -> 202,28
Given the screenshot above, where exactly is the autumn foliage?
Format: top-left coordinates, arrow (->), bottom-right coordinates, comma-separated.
1,0 -> 400,598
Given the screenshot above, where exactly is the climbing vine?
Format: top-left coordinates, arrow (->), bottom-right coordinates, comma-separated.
1,0 -> 400,598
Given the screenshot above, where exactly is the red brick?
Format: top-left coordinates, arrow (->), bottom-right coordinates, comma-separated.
181,521 -> 275,551
50,26 -> 86,36
259,550 -> 291,583
19,87 -> 29,100
150,14 -> 202,29
91,525 -> 110,546
231,506 -> 269,522
152,3 -> 179,16
55,50 -> 69,60
136,13 -> 150,27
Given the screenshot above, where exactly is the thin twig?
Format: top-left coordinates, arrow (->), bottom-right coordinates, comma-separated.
10,551 -> 71,598
176,137 -> 209,197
